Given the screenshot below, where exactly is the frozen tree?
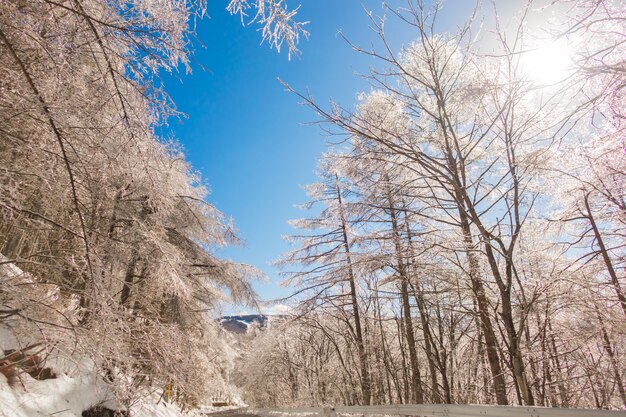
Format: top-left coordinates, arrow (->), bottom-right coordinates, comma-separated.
0,0 -> 302,410
271,0 -> 625,410
279,155 -> 374,405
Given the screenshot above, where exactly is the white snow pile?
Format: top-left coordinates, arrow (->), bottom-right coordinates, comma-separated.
0,258 -> 206,417
0,367 -> 118,417
0,341 -> 201,417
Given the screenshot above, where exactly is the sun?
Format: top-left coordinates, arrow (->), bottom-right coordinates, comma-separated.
521,38 -> 575,86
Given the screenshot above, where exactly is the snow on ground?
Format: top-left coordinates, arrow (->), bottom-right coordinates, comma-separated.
0,371 -> 118,417
0,258 -> 237,417
0,371 -> 208,417
0,355 -> 240,417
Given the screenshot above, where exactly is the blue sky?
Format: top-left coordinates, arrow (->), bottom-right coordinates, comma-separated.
162,1 -> 477,313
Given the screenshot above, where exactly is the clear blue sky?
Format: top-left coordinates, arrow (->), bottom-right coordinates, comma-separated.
162,1 -> 477,313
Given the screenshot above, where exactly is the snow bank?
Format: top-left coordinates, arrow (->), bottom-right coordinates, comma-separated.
0,371 -> 202,417
0,256 -> 234,417
0,371 -> 117,417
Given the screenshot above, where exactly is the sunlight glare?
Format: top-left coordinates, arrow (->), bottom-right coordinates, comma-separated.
521,38 -> 574,86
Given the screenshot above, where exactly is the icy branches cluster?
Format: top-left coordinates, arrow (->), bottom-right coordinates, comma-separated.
0,0 -> 303,411
239,0 -> 626,410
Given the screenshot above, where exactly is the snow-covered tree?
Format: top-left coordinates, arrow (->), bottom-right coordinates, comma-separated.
0,0 -> 302,410
271,0 -> 625,409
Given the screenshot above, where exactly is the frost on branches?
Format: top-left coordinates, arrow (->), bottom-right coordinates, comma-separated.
0,0 -> 299,412
251,0 -> 626,410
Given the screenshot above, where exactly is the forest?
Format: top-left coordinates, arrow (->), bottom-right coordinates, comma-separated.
238,1 -> 626,410
0,0 -> 624,416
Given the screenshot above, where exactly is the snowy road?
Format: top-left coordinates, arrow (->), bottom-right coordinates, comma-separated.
203,409 -> 258,417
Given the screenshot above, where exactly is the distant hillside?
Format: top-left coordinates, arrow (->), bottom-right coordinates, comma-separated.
218,314 -> 287,334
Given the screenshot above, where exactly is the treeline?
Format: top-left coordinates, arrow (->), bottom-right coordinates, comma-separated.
0,0 -> 303,410
237,1 -> 625,410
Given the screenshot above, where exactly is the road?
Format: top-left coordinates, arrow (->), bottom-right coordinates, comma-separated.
203,409 -> 258,417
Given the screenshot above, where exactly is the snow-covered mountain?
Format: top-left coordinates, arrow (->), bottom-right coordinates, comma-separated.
218,314 -> 287,334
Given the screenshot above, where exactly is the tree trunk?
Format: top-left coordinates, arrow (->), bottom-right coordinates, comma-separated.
458,206 -> 508,405
387,193 -> 424,404
584,193 -> 626,319
597,310 -> 626,408
336,180 -> 371,405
